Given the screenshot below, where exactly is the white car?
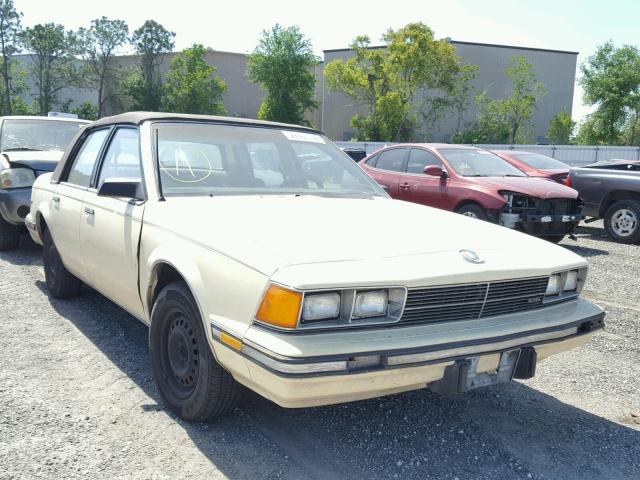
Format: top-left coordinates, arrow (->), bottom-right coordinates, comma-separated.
27,113 -> 605,421
0,115 -> 88,250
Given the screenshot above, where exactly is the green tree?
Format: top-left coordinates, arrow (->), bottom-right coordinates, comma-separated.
547,110 -> 575,144
72,101 -> 98,120
324,23 -> 461,141
0,55 -> 27,115
162,44 -> 226,114
21,23 -> 80,115
456,56 -> 545,144
580,42 -> 640,145
501,56 -> 546,143
79,17 -> 129,117
125,20 -> 175,111
247,24 -> 318,125
453,91 -> 510,144
0,0 -> 22,115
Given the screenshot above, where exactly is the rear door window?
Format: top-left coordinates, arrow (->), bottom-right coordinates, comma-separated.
375,148 -> 407,172
65,129 -> 109,187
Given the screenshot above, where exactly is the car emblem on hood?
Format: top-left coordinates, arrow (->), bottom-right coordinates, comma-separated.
460,249 -> 484,264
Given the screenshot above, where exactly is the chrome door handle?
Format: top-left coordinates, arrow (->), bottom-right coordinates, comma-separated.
400,183 -> 410,189
84,207 -> 94,215
52,196 -> 60,203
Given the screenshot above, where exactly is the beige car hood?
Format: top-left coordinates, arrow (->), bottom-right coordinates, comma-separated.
146,195 -> 586,285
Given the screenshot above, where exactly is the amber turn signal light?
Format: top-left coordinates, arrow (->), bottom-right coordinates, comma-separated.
256,284 -> 302,329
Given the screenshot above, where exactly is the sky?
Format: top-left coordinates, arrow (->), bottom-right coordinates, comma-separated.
15,0 -> 640,122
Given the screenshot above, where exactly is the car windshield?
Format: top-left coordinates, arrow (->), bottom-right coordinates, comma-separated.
510,153 -> 569,170
438,148 -> 527,177
153,122 -> 387,198
0,119 -> 86,152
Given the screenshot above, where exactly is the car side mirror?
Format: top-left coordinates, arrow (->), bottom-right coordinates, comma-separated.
97,178 -> 145,200
424,165 -> 447,178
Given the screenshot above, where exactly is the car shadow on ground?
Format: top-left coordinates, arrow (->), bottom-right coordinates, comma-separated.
33,277 -> 640,480
0,233 -> 42,266
560,243 -> 610,258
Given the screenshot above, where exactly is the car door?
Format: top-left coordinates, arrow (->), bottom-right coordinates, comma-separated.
397,148 -> 451,210
363,148 -> 408,197
79,127 -> 146,318
48,128 -> 110,278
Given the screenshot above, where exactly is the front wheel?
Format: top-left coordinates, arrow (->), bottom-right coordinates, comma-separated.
150,281 -> 241,421
43,228 -> 82,298
0,215 -> 20,251
456,204 -> 488,221
604,200 -> 640,244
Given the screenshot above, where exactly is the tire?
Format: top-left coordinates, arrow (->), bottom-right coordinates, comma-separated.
43,228 -> 82,298
150,281 -> 241,421
0,215 -> 20,251
603,200 -> 640,244
456,203 -> 488,221
541,235 -> 564,244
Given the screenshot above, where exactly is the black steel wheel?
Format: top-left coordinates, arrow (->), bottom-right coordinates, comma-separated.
150,281 -> 241,421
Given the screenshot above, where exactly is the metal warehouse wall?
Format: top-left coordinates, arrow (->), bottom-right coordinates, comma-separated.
12,50 -> 323,127
322,41 -> 578,143
336,142 -> 640,166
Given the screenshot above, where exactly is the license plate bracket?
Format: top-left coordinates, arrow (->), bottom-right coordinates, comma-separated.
428,350 -> 522,395
460,349 -> 521,392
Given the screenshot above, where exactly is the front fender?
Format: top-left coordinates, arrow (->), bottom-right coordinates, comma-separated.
140,226 -> 270,342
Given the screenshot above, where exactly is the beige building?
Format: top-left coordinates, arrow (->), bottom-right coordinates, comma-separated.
15,40 -> 577,142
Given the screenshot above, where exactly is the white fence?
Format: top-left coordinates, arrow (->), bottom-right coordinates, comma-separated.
336,142 -> 640,167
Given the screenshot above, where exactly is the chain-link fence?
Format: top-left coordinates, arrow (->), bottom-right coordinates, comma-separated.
335,142 -> 640,167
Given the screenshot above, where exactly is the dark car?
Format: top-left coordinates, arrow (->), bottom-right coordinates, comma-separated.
340,147 -> 367,161
493,150 -> 570,183
0,116 -> 88,250
566,159 -> 640,243
360,144 -> 583,242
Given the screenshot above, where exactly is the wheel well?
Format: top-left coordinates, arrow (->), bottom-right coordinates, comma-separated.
36,212 -> 47,237
148,263 -> 186,311
454,200 -> 484,212
600,191 -> 640,216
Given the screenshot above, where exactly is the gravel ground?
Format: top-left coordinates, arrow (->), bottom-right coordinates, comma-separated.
0,221 -> 638,480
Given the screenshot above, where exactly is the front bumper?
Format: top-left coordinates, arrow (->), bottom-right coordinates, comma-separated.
0,187 -> 31,225
500,211 -> 584,237
210,298 -> 604,408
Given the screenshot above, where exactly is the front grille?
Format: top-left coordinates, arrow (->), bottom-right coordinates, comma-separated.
533,198 -> 580,215
401,277 -> 549,325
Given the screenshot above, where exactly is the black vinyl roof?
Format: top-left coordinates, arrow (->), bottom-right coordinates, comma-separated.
90,111 -> 321,133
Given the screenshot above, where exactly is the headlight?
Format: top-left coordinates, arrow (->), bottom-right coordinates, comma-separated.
255,284 -> 405,330
545,274 -> 561,296
545,269 -> 584,297
564,270 -> 578,291
301,292 -> 340,322
0,168 -> 35,189
353,290 -> 388,318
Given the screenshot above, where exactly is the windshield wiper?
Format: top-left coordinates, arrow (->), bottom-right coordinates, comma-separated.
502,174 -> 526,177
2,147 -> 43,152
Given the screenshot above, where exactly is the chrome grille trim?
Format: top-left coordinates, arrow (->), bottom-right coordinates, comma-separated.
401,276 -> 549,325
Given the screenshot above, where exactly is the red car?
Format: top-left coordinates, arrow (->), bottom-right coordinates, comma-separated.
493,150 -> 570,184
359,144 -> 583,242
